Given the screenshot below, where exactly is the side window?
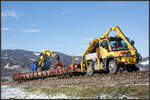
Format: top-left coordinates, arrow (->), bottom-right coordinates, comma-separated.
101,40 -> 105,47
101,40 -> 109,50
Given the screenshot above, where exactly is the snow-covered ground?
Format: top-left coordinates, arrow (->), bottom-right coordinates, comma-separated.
1,85 -> 74,99
136,58 -> 149,71
95,93 -> 138,99
140,60 -> 149,66
1,84 -> 141,99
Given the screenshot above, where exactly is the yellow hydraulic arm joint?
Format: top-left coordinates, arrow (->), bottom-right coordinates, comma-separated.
38,49 -> 56,67
99,26 -> 136,55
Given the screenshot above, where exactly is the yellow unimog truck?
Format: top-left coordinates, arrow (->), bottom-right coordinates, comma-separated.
82,26 -> 142,75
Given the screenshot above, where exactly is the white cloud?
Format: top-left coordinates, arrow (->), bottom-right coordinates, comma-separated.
23,29 -> 40,32
60,10 -> 72,15
2,10 -> 19,19
2,27 -> 9,31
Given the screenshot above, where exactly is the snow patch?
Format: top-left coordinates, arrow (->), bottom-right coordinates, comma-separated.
96,93 -> 138,99
4,63 -> 20,69
1,85 -> 75,99
33,52 -> 40,56
139,60 -> 149,66
29,58 -> 36,61
97,94 -> 111,99
119,94 -> 138,99
136,59 -> 149,71
50,93 -> 70,99
139,67 -> 148,71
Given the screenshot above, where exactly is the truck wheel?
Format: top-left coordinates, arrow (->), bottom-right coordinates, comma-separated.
127,65 -> 139,72
133,66 -> 140,71
108,60 -> 118,74
136,53 -> 142,64
87,62 -> 94,76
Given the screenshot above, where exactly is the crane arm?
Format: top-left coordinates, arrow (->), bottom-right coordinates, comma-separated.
99,26 -> 136,55
82,39 -> 99,59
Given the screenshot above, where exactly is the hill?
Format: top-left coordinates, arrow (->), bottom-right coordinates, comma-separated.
1,49 -> 83,77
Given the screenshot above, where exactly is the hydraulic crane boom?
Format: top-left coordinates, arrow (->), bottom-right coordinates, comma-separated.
99,26 -> 136,55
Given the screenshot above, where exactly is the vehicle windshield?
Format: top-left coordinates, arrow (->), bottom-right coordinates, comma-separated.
109,38 -> 129,51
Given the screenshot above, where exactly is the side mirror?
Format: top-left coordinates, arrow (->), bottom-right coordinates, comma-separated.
131,40 -> 134,45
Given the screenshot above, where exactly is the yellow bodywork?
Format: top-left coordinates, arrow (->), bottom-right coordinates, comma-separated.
99,26 -> 136,55
82,39 -> 98,58
82,26 -> 137,72
38,49 -> 56,67
80,61 -> 85,72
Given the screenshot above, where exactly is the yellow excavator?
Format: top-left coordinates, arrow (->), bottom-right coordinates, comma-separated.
37,49 -> 56,71
30,49 -> 62,72
81,26 -> 142,75
38,49 -> 56,68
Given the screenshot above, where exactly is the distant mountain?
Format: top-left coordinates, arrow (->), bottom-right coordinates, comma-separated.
136,57 -> 149,71
1,49 -> 83,77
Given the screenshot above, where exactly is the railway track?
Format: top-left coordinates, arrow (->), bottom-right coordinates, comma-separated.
2,70 -> 149,87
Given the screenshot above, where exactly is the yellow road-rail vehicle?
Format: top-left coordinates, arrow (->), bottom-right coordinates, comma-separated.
81,26 -> 142,75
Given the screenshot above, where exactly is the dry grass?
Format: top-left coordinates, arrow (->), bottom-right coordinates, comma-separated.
23,84 -> 149,99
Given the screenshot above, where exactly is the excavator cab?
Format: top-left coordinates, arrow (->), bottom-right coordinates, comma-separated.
109,36 -> 129,51
41,54 -> 51,71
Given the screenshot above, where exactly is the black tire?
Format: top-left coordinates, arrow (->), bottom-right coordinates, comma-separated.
108,60 -> 118,74
136,53 -> 142,64
87,62 -> 94,76
127,65 -> 139,72
134,66 -> 140,71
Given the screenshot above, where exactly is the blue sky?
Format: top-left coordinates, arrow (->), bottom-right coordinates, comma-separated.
1,1 -> 149,57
